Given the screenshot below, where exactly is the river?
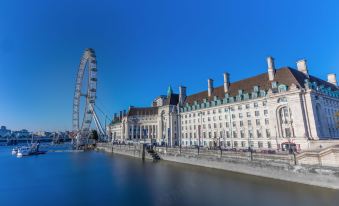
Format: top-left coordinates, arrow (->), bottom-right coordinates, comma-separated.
0,145 -> 338,206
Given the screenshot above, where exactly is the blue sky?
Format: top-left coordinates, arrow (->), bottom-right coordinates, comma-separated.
1,0 -> 339,131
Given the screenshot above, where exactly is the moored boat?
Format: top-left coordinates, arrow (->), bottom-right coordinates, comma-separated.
16,143 -> 46,158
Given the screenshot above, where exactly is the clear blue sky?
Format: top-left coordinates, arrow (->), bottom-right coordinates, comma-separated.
1,0 -> 339,131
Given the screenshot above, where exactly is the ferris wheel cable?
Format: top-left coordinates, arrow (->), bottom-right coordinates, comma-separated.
93,103 -> 112,122
89,104 -> 106,136
95,99 -> 113,117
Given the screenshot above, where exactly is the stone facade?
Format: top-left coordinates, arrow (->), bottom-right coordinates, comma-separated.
108,57 -> 339,150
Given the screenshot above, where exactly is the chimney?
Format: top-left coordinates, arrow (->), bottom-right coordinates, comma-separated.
179,86 -> 187,105
297,59 -> 309,77
267,56 -> 275,81
327,73 -> 337,86
223,72 -> 230,93
208,78 -> 213,97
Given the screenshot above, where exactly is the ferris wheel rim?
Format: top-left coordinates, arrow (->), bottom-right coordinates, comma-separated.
72,48 -> 97,136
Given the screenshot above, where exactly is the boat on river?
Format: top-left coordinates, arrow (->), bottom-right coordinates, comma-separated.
16,143 -> 46,158
11,147 -> 19,155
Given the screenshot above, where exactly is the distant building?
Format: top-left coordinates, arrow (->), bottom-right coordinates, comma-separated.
0,126 -> 11,137
108,57 -> 339,150
12,129 -> 30,138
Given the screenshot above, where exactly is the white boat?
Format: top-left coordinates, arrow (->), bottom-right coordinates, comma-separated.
16,143 -> 45,158
16,146 -> 32,158
11,147 -> 18,155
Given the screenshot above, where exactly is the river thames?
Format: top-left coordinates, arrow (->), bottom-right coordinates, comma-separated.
0,145 -> 338,206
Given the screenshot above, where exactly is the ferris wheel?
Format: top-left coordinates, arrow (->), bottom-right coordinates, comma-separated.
72,48 -> 99,144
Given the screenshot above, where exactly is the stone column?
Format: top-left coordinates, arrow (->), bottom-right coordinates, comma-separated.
140,125 -> 143,140
131,125 -> 134,139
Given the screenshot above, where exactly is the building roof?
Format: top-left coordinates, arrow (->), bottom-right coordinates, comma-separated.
127,107 -> 159,116
184,67 -> 338,105
165,93 -> 179,105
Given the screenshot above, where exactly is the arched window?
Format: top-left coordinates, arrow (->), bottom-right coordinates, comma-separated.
277,106 -> 293,138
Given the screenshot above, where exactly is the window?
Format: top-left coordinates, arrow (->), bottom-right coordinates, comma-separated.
233,131 -> 237,138
232,114 -> 236,119
266,129 -> 271,138
248,120 -> 252,126
248,130 -> 253,138
256,119 -> 260,126
263,101 -> 267,106
279,106 -> 293,138
246,104 -> 250,109
226,122 -> 229,128
234,141 -> 238,147
285,128 -> 291,138
255,111 -> 260,116
226,131 -> 230,138
247,112 -> 251,117
267,142 -> 272,148
232,122 -> 236,127
278,84 -> 288,92
265,118 -> 269,125
239,113 -> 243,118
241,141 -> 246,147
254,102 -> 258,108
240,121 -> 244,127
240,130 -> 245,138
264,110 -> 268,115
257,129 -> 262,138
238,105 -> 242,110
258,141 -> 263,148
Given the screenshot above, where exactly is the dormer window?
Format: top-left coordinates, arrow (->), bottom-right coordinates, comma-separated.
253,86 -> 259,92
278,84 -> 288,93
272,81 -> 278,88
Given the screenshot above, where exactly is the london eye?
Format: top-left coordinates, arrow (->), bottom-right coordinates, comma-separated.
72,48 -> 98,146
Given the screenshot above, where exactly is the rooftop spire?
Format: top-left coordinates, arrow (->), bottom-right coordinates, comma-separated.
167,85 -> 173,97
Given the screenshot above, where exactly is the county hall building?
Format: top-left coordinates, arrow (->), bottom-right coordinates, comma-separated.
108,57 -> 339,151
